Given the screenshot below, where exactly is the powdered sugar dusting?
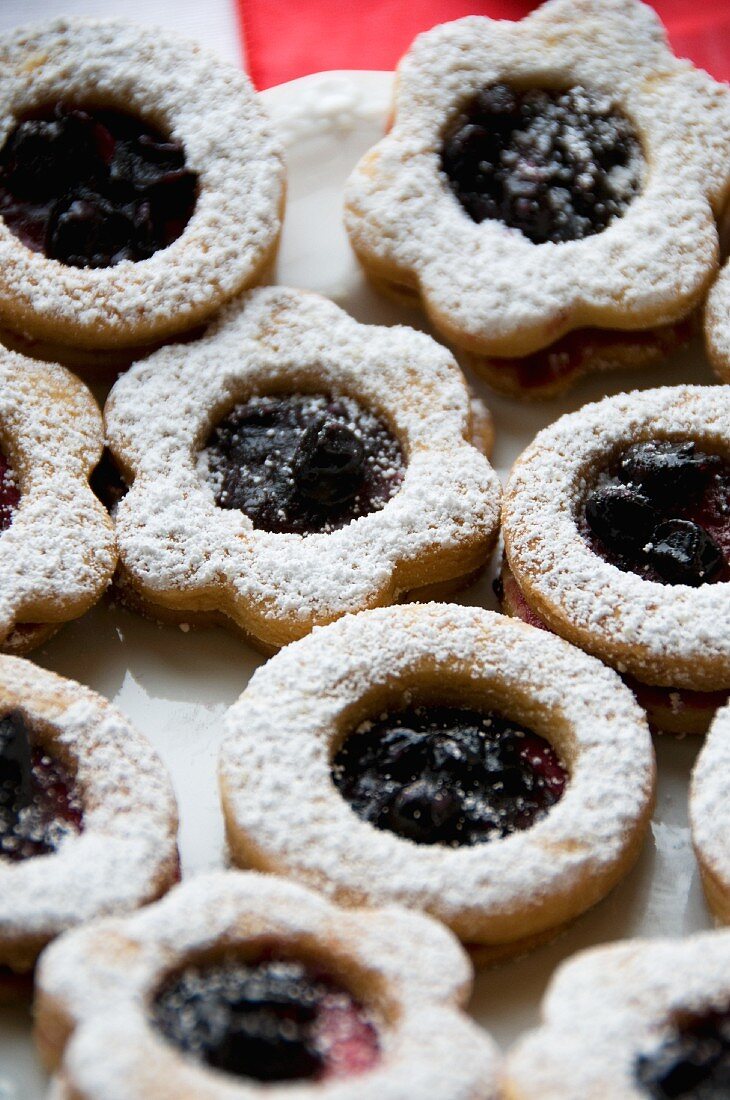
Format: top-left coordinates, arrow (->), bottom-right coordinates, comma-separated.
105,287 -> 501,649
502,385 -> 730,690
690,701 -> 730,908
345,0 -> 730,358
0,18 -> 284,349
0,349 -> 116,645
38,871 -> 501,1099
505,930 -> 730,1097
219,604 -> 654,947
706,267 -> 730,382
0,657 -> 178,971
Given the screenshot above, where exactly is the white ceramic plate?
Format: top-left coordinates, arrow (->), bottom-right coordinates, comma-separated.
0,71 -> 717,1099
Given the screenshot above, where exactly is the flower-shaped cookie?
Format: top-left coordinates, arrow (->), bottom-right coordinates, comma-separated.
345,0 -> 730,398
36,871 -> 501,1099
0,18 -> 284,371
505,930 -> 730,1098
105,286 -> 501,652
0,656 -> 179,986
691,700 -> 730,924
0,348 -> 116,654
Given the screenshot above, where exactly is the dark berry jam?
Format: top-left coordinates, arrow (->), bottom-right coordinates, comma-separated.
203,393 -> 404,535
0,103 -> 198,267
583,441 -> 730,586
636,1007 -> 730,1098
151,955 -> 380,1083
332,705 -> 566,846
0,448 -> 19,532
0,712 -> 82,861
441,83 -> 642,244
90,447 -> 128,512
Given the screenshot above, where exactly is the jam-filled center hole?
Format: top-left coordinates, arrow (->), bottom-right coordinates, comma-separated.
636,1005 -> 730,1098
151,955 -> 380,1083
582,440 -> 730,586
202,392 -> 405,535
332,704 -> 567,846
441,83 -> 643,244
0,102 -> 198,268
0,711 -> 82,861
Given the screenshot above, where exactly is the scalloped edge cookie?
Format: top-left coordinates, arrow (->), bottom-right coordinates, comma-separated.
105,286 -> 502,652
36,870 -> 500,1099
345,0 -> 730,397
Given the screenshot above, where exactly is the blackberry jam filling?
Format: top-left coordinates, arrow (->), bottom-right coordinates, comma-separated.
441,83 -> 642,244
0,712 -> 82,861
332,705 -> 566,846
204,393 -> 404,535
583,441 -> 730,586
151,956 -> 380,1083
636,1007 -> 730,1098
0,448 -> 19,532
0,103 -> 198,267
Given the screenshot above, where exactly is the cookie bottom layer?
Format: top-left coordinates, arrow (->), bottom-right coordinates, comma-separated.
364,266 -> 694,400
498,559 -> 727,734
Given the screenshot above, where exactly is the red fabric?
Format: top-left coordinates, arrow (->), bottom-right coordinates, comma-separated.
237,0 -> 730,90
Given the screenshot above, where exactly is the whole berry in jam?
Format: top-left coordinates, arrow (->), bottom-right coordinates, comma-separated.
0,103 -> 198,267
648,520 -> 724,587
636,1006 -> 730,1099
585,484 -> 659,552
0,712 -> 82,861
583,440 -> 730,586
151,956 -> 379,1083
332,705 -> 566,847
441,83 -> 642,244
204,393 -> 404,535
619,442 -> 722,505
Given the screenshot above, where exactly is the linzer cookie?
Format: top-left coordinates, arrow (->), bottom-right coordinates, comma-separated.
500,386 -> 730,733
0,348 -> 116,654
344,0 -> 730,399
35,871 -> 500,1099
0,18 -> 284,372
505,930 -> 730,1098
219,604 -> 655,965
104,287 -> 501,652
691,701 -> 730,924
0,657 -> 179,993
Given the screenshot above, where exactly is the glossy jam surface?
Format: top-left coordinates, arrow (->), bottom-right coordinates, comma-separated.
441,83 -> 642,244
583,441 -> 730,586
0,103 -> 198,267
151,956 -> 380,1083
332,704 -> 566,846
204,393 -> 404,535
637,1007 -> 730,1098
0,712 -> 82,861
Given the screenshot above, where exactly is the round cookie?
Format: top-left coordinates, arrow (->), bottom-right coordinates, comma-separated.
219,603 -> 655,964
0,18 -> 284,370
0,656 -> 179,990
